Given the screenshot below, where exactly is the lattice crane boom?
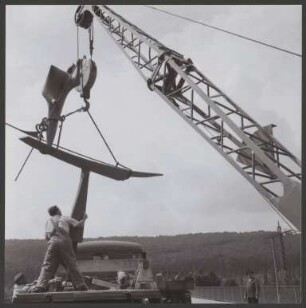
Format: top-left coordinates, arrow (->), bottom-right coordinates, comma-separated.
75,5 -> 301,231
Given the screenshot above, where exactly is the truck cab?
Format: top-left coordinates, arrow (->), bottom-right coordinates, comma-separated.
13,240 -> 193,303
71,240 -> 145,287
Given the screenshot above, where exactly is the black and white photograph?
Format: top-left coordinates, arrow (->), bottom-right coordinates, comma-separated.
4,4 -> 302,304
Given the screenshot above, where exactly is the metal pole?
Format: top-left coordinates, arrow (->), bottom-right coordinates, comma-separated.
277,222 -> 288,283
271,238 -> 280,303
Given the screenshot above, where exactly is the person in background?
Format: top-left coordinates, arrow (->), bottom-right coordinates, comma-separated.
244,271 -> 260,304
117,271 -> 131,289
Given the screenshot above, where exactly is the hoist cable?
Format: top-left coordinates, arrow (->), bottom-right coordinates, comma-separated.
86,110 -> 120,165
89,21 -> 94,58
14,147 -> 34,182
76,22 -> 120,167
62,107 -> 84,118
57,121 -> 64,149
6,122 -> 119,166
144,5 -> 302,58
6,122 -> 36,135
77,25 -> 80,61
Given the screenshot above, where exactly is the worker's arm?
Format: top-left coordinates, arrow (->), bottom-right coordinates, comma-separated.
44,219 -> 53,240
66,214 -> 88,228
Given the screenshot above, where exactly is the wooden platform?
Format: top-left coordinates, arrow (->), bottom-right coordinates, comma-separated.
14,289 -> 163,303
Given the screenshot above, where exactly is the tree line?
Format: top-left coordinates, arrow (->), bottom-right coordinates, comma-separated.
5,231 -> 300,299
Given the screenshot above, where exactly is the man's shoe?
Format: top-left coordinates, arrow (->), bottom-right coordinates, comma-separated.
30,286 -> 47,293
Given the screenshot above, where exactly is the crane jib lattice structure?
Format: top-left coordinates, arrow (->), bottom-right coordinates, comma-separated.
75,5 -> 301,231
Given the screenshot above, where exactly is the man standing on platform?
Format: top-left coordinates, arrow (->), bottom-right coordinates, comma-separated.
31,205 -> 88,293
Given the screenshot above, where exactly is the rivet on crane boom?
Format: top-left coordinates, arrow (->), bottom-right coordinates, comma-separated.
74,5 -> 301,231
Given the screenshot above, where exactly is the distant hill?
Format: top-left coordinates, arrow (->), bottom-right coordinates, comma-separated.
4,231 -> 300,300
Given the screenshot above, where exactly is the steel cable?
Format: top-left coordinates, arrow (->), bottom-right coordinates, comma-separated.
144,6 -> 301,58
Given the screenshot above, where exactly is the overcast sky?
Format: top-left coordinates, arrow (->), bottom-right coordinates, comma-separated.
6,5 -> 301,239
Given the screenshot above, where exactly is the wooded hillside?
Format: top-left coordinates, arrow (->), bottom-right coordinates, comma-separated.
5,231 -> 300,300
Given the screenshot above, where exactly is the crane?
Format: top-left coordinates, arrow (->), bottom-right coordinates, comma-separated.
74,5 -> 301,231
9,5 -> 301,304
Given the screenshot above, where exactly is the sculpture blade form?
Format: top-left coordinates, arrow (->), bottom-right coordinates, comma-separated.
42,64 -> 79,145
20,136 -> 163,180
70,168 -> 90,246
42,58 -> 97,145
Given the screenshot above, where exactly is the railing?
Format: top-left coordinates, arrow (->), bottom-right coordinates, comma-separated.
192,285 -> 301,304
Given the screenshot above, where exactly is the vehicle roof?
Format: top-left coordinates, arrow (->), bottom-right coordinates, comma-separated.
77,240 -> 144,258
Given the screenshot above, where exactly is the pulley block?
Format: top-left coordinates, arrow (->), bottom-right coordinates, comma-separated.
75,6 -> 93,29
